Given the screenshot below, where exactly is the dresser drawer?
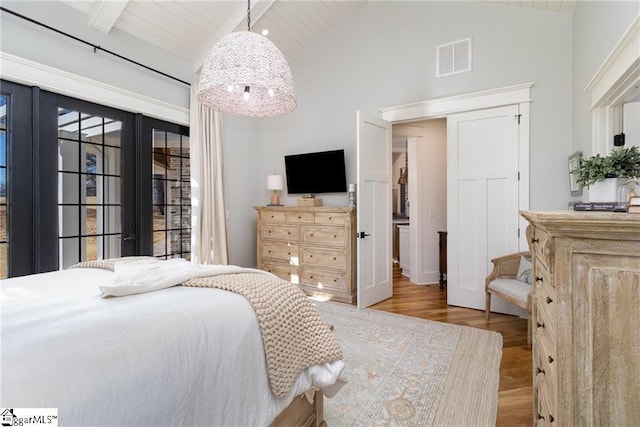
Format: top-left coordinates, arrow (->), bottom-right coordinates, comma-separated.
535,283 -> 556,339
261,211 -> 287,223
260,262 -> 300,283
301,247 -> 346,269
533,259 -> 553,289
301,226 -> 347,247
301,267 -> 348,293
261,242 -> 299,263
315,212 -> 347,225
531,227 -> 553,271
287,211 -> 315,223
261,224 -> 298,241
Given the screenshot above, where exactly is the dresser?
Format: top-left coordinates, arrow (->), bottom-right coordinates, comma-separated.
255,206 -> 357,303
521,211 -> 640,426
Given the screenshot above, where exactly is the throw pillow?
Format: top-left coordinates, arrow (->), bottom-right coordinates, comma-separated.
516,256 -> 532,285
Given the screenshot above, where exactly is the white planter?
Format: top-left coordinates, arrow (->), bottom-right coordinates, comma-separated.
588,178 -> 620,202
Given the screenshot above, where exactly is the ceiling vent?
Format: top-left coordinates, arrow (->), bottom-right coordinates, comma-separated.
437,38 -> 472,77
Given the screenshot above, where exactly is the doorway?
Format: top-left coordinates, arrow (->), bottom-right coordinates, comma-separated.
392,120 -> 447,286
381,83 -> 532,312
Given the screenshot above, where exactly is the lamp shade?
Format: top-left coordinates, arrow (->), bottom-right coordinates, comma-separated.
197,31 -> 297,117
267,174 -> 284,191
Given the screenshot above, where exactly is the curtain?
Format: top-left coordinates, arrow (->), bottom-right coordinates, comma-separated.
189,82 -> 229,264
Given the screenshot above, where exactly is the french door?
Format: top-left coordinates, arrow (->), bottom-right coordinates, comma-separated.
0,80 -> 189,277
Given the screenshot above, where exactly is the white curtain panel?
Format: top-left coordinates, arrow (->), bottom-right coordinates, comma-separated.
189,82 -> 229,264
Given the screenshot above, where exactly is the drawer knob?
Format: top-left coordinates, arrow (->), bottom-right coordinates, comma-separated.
537,414 -> 545,421
333,279 -> 337,282
333,257 -> 337,260
309,255 -> 313,258
531,237 -> 539,243
310,233 -> 314,237
537,321 -> 545,329
298,216 -> 302,219
288,231 -> 291,235
268,250 -> 272,253
310,275 -> 314,279
537,367 -> 545,375
549,415 -> 555,423
333,234 -> 337,238
546,296 -> 553,304
535,276 -> 543,282
329,216 -> 332,220
268,230 -> 272,234
548,355 -> 554,364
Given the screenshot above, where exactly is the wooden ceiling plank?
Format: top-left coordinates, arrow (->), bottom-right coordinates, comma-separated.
88,0 -> 130,33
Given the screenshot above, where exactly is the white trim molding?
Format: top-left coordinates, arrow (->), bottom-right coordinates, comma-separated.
584,14 -> 640,155
0,52 -> 190,125
380,82 -> 533,123
585,15 -> 640,109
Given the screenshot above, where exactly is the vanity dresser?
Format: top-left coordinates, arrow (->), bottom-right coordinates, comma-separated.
521,211 -> 640,426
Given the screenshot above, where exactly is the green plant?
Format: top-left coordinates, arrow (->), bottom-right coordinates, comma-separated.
573,146 -> 640,188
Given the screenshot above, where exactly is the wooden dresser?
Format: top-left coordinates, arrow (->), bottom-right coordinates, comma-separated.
255,206 -> 356,303
521,211 -> 640,426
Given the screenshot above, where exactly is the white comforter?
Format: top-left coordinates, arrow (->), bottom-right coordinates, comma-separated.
0,267 -> 344,426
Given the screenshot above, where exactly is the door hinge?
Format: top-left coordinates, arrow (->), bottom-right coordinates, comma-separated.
518,228 -> 520,238
518,171 -> 520,180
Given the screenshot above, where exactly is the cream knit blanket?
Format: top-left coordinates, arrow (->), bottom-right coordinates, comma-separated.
71,259 -> 343,397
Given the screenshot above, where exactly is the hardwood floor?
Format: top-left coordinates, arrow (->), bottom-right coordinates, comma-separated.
370,265 -> 532,426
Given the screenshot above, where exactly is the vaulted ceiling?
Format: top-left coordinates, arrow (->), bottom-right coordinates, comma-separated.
59,0 -> 577,72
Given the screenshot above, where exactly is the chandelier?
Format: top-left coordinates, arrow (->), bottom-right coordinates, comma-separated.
197,0 -> 297,117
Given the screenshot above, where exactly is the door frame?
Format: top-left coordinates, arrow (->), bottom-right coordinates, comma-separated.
380,82 -> 532,285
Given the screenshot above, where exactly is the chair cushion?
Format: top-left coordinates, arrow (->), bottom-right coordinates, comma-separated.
488,278 -> 530,303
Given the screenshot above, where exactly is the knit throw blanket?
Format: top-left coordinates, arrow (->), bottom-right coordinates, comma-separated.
72,259 -> 343,398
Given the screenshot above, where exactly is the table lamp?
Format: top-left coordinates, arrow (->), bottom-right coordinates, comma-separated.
267,174 -> 284,206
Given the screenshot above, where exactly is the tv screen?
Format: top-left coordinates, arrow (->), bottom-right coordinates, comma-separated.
284,149 -> 347,194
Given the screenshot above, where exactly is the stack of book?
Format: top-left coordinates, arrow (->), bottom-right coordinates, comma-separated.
572,202 -> 618,212
628,197 -> 640,214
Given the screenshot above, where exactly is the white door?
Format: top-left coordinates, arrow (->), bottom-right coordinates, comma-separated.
447,105 -> 521,312
356,111 -> 393,308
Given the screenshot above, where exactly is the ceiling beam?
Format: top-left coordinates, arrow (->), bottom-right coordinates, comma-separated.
88,1 -> 129,34
193,0 -> 276,72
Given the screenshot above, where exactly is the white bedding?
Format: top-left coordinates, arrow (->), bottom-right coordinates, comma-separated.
0,268 -> 344,426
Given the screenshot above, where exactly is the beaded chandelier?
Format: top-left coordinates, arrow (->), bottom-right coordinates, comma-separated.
197,0 -> 296,117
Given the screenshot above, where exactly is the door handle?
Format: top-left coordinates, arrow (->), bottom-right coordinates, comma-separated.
357,232 -> 371,238
123,234 -> 136,241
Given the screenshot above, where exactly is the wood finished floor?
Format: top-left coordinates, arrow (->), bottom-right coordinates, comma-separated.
370,265 -> 532,426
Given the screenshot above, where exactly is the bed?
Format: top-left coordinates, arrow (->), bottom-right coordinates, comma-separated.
0,258 -> 345,426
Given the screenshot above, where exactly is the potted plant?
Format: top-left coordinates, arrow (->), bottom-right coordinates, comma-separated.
573,146 -> 640,202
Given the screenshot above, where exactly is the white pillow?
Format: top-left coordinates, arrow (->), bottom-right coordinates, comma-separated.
516,256 -> 532,285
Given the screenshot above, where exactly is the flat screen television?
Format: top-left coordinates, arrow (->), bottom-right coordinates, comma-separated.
284,149 -> 347,194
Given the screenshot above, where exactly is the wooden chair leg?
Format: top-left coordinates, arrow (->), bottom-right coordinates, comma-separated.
485,292 -> 491,320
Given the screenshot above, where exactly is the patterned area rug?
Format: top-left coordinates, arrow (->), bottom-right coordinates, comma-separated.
314,301 -> 503,427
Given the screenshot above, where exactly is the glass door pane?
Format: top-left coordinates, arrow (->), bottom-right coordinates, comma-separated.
151,129 -> 191,260
57,108 -> 123,268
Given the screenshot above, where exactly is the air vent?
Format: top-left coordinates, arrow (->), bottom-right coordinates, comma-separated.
437,38 -> 471,77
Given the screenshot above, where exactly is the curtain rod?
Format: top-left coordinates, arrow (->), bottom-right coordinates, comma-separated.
0,6 -> 191,86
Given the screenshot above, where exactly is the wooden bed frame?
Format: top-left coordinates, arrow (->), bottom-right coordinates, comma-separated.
270,390 -> 325,427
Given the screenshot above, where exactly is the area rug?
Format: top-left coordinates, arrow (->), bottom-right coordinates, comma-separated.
313,301 -> 503,427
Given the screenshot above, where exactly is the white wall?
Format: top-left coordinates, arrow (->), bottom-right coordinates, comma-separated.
0,1 -> 194,109
623,102 -> 640,148
224,1 -> 573,266
572,1 -> 640,157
